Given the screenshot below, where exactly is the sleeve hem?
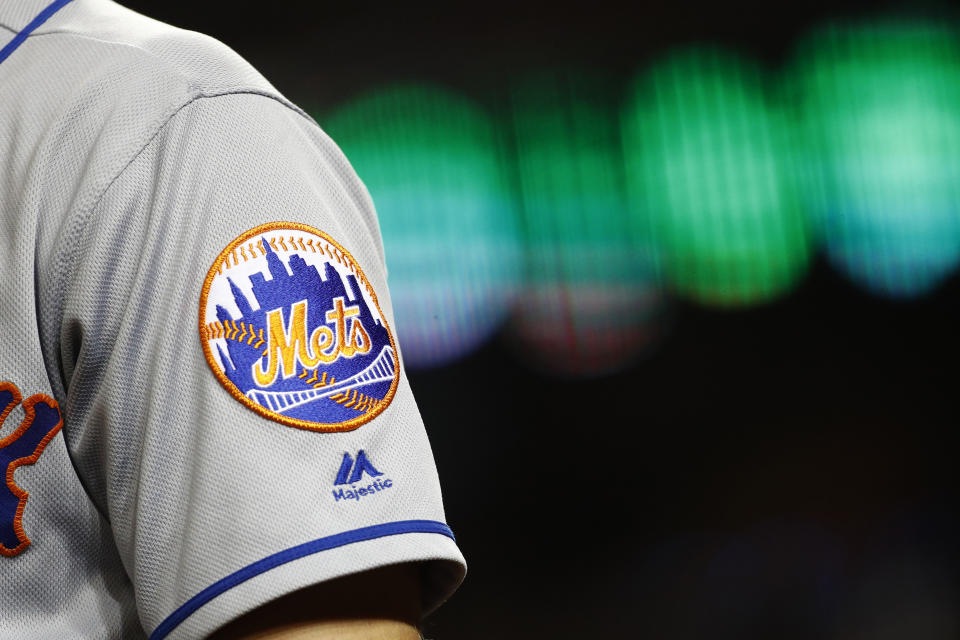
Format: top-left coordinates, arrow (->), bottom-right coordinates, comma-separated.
149,520 -> 465,640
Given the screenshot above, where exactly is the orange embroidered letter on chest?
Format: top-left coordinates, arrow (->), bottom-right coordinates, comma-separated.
0,381 -> 62,557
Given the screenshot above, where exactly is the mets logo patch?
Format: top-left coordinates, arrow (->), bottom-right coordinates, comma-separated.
199,222 -> 399,432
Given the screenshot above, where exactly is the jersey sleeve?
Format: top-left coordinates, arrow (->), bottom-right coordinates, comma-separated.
58,92 -> 466,640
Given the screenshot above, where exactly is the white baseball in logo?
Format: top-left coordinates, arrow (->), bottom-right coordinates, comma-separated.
199,222 -> 399,432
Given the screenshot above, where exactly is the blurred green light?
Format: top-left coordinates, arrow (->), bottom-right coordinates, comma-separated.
510,72 -> 663,376
793,22 -> 960,298
322,84 -> 520,368
622,49 -> 811,307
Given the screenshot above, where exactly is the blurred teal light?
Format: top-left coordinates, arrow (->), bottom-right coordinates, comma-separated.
322,84 -> 521,368
793,21 -> 960,298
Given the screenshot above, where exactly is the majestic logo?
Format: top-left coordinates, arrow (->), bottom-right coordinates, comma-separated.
199,223 -> 400,432
0,381 -> 62,557
332,450 -> 393,502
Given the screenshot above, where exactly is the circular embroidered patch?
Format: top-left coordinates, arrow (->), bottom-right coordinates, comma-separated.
199,222 -> 399,432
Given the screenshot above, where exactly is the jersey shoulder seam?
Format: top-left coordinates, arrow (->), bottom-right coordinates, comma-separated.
53,90 -> 314,393
1,27 -> 273,98
83,90 -> 312,212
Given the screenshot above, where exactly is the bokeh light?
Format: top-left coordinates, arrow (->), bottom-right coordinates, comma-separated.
317,23 -> 960,373
508,72 -> 664,376
322,84 -> 521,369
793,22 -> 960,298
622,49 -> 811,307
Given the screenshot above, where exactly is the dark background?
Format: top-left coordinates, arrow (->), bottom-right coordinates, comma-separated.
123,2 -> 959,638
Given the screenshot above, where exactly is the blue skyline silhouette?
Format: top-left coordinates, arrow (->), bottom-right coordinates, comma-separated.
215,238 -> 392,423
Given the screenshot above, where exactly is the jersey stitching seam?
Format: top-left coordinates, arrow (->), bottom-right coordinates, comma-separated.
5,29 -> 385,264
0,0 -> 76,66
57,86 -> 309,321
0,28 -> 308,118
57,89 -> 297,350
149,519 -> 457,640
53,89 -> 310,407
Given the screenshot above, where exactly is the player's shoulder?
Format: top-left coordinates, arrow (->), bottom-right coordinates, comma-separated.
38,0 -> 281,101
1,1 -> 317,276
1,0 -> 296,144
0,1 -> 312,225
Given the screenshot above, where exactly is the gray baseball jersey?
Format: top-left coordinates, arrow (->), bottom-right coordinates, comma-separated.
0,1 -> 465,638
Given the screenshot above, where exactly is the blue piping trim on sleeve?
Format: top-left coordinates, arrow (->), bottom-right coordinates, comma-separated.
149,519 -> 456,640
0,0 -> 75,66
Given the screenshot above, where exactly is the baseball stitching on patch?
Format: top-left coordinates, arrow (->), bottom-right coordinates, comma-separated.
198,222 -> 400,433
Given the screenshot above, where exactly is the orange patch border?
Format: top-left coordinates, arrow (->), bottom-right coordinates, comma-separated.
198,222 -> 400,433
